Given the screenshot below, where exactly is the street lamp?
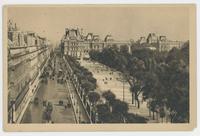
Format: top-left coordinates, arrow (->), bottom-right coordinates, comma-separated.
122,65 -> 126,102
123,77 -> 125,102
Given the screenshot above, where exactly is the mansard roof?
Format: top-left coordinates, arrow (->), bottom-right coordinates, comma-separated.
104,35 -> 114,42
65,28 -> 82,41
86,33 -> 93,40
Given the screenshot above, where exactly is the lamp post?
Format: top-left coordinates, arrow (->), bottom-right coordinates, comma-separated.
123,77 -> 125,102
122,65 -> 126,102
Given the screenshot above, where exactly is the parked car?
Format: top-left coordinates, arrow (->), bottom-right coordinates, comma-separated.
34,97 -> 39,105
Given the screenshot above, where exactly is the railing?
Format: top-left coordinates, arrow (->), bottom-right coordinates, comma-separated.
14,83 -> 30,110
9,46 -> 48,61
64,56 -> 92,123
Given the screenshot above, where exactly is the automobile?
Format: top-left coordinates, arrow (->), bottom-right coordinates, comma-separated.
34,97 -> 39,105
59,100 -> 63,106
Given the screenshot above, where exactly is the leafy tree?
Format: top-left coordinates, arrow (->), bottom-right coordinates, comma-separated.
88,91 -> 100,123
156,45 -> 189,123
126,57 -> 146,108
112,99 -> 128,116
96,103 -> 126,123
88,92 -> 100,105
125,113 -> 148,123
120,44 -> 129,55
96,104 -> 110,123
129,79 -> 143,108
102,90 -> 116,105
128,57 -> 145,75
180,41 -> 189,65
81,80 -> 96,94
131,48 -> 155,70
89,50 -> 101,61
115,54 -> 128,71
149,100 -> 158,120
108,113 -> 124,123
159,108 -> 166,123
166,47 -> 182,64
87,76 -> 97,85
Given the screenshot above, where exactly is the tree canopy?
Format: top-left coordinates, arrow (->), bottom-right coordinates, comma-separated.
89,41 -> 189,123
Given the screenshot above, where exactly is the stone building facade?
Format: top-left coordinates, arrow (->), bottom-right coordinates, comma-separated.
61,28 -> 131,59
61,28 -> 186,59
135,33 -> 185,52
7,20 -> 51,123
158,39 -> 184,52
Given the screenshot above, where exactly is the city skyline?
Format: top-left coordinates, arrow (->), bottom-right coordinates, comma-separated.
7,6 -> 189,45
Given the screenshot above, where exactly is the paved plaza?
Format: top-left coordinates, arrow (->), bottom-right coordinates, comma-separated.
79,59 -> 160,122
80,60 -> 132,103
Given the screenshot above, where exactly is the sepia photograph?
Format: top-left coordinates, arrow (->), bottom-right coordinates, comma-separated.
3,4 -> 196,131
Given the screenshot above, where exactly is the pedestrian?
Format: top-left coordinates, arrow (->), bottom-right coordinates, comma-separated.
43,100 -> 46,107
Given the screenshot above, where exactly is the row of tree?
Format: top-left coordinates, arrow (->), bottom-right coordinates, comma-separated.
66,55 -> 147,123
66,56 -> 100,123
89,41 -> 189,123
67,56 -> 97,95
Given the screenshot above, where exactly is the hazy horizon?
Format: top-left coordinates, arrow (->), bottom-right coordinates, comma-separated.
7,6 -> 190,45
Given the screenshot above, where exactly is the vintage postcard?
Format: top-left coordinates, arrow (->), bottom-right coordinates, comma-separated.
3,4 -> 196,131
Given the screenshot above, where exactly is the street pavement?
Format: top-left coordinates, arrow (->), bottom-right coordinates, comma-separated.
21,56 -> 76,123
21,79 -> 76,123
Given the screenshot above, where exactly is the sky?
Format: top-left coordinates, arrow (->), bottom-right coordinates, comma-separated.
6,5 -> 190,45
